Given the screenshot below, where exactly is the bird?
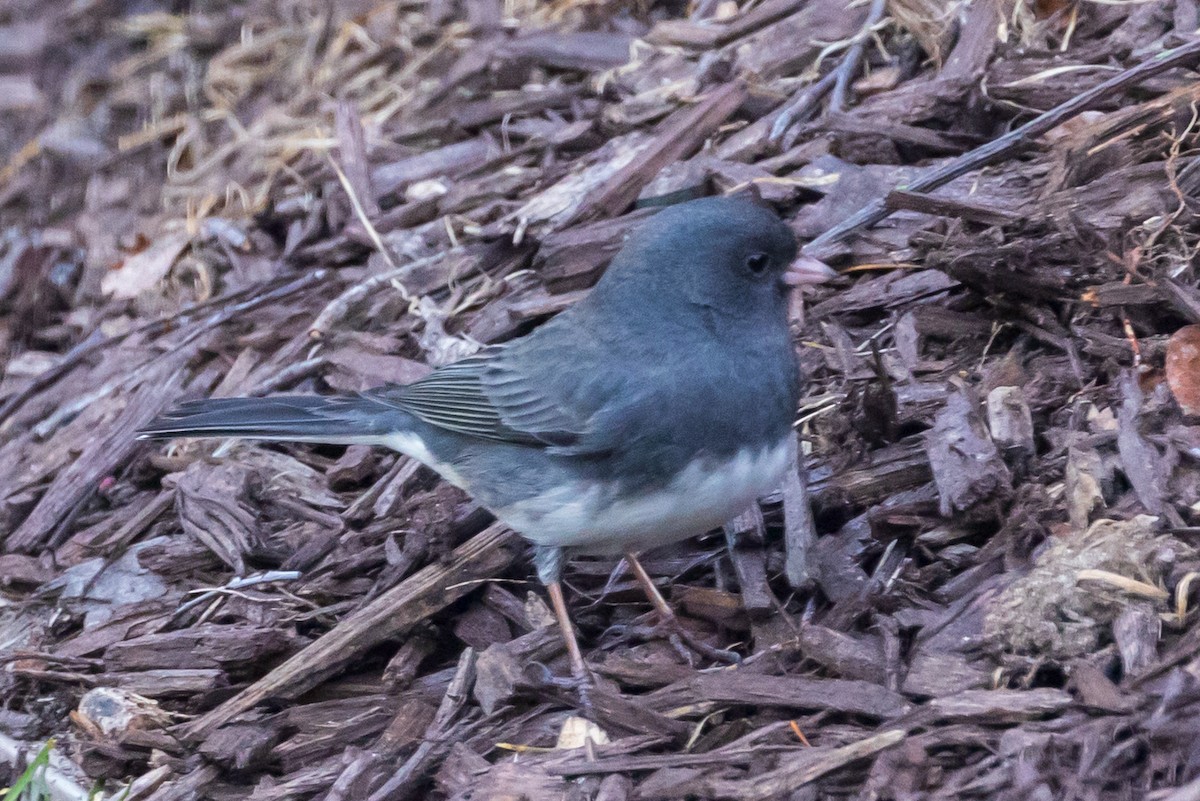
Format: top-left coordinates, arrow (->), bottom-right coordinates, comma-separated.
140,195 -> 836,703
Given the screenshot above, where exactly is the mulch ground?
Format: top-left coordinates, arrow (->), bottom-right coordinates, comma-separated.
3,0 -> 1200,799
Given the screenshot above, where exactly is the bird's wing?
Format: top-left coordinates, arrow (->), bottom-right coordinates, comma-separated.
364,330 -> 621,452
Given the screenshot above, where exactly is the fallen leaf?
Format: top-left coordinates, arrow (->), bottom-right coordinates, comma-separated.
100,230 -> 190,299
1166,324 -> 1200,415
556,715 -> 610,749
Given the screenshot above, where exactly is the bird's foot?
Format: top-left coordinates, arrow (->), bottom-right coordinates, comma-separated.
617,552 -> 741,667
525,662 -> 597,719
610,615 -> 741,667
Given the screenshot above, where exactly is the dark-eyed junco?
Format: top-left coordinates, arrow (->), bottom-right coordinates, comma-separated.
141,196 -> 836,697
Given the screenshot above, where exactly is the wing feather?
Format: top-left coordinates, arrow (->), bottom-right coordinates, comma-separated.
363,346 -> 591,448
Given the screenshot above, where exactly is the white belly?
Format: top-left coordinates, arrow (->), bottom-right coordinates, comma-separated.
494,438 -> 792,553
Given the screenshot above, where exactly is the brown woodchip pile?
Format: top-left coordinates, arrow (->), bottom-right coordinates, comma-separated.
4,0 -> 1200,798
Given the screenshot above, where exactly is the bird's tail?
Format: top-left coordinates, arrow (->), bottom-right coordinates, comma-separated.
139,395 -> 405,445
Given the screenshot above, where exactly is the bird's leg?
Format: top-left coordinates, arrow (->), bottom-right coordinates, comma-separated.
534,545 -> 595,715
624,552 -> 678,620
624,551 -> 740,665
546,579 -> 589,683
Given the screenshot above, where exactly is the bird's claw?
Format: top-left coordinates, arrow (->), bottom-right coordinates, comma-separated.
523,662 -> 597,718
607,618 -> 741,667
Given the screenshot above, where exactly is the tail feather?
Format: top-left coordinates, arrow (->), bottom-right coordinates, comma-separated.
139,395 -> 401,444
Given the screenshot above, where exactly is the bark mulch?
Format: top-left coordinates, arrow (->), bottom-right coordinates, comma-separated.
4,0 -> 1200,799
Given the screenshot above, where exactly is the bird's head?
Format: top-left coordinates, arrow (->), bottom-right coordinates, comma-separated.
591,196 -> 836,327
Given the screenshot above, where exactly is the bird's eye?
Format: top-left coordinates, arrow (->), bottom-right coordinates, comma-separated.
745,253 -> 770,275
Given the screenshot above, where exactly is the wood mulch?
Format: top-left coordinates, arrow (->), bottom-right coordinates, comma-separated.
3,0 -> 1200,799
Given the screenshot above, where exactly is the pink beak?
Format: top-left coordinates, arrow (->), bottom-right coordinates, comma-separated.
782,254 -> 839,286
